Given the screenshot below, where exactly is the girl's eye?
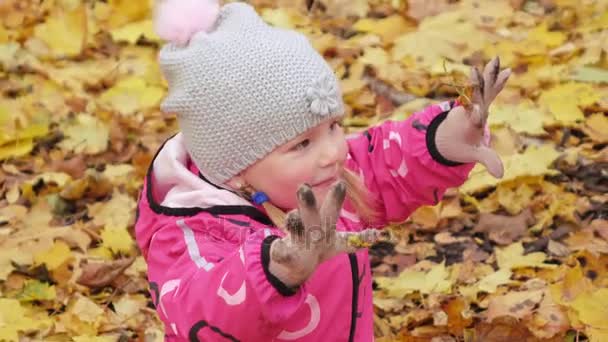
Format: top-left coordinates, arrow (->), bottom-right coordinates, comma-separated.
293,139 -> 310,151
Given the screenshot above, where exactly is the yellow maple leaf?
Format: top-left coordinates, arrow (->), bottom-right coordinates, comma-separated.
550,265 -> 594,305
569,288 -> 608,342
0,299 -> 52,342
0,139 -> 34,161
353,15 -> 412,43
33,4 -> 87,57
496,242 -> 556,270
101,226 -> 134,254
527,22 -> 567,48
538,82 -> 600,124
461,144 -> 560,194
375,262 -> 453,297
477,268 -> 513,293
582,113 -> 608,143
489,101 -> 549,135
113,294 -> 148,323
359,47 -> 391,69
392,10 -> 488,68
497,182 -> 535,215
106,0 -> 151,29
33,240 -> 73,271
99,76 -> 165,115
59,114 -> 109,155
110,19 -> 160,44
260,8 -> 309,30
88,190 -> 136,229
70,295 -> 105,324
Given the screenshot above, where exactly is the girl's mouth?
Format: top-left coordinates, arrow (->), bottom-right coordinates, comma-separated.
312,176 -> 337,188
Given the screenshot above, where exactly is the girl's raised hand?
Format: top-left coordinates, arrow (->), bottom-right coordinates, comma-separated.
268,181 -> 381,288
434,56 -> 511,178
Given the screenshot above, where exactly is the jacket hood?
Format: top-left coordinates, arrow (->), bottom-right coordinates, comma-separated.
134,133 -> 273,260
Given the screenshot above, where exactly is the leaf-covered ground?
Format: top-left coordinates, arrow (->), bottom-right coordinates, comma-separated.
0,0 -> 607,341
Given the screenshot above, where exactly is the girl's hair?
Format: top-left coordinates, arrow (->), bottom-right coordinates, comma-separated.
243,168 -> 380,230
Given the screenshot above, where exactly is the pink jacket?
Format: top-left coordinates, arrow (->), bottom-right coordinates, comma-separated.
135,101 -> 477,341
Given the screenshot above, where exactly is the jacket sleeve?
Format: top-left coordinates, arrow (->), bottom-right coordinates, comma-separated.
146,221 -> 305,341
344,100 -> 485,227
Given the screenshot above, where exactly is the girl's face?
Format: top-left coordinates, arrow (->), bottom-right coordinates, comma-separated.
239,117 -> 348,211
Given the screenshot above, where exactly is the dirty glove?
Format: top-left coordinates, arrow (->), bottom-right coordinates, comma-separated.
434,56 -> 512,178
268,181 -> 381,288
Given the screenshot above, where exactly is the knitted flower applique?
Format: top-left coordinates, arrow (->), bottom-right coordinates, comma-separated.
306,74 -> 340,116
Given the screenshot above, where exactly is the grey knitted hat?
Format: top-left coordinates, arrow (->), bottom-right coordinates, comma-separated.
156,1 -> 345,185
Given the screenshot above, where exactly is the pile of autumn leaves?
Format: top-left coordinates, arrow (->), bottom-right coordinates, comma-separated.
0,0 -> 607,341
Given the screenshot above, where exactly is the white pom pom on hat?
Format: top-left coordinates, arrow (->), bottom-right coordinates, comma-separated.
154,0 -> 220,46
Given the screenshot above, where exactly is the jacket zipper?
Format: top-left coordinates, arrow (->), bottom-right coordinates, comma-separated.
348,253 -> 359,342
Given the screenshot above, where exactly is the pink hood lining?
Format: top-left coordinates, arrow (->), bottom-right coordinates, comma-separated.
152,133 -> 252,209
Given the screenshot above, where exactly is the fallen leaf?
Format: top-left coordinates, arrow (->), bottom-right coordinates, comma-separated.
33,240 -> 73,271
59,114 -> 109,155
489,101 -> 549,135
16,280 -> 56,302
109,19 -> 159,44
88,190 -> 136,229
77,257 -> 135,288
0,298 -> 52,341
538,82 -> 600,124
474,209 -> 535,245
443,297 -> 473,335
32,4 -> 87,57
100,226 -> 134,255
375,262 -> 453,297
568,66 -> 608,84
526,290 -> 570,339
581,113 -> 608,143
99,76 -> 164,115
461,144 -> 560,194
568,288 -> 608,342
353,15 -> 412,43
477,269 -> 513,294
485,289 -> 544,321
496,242 -> 556,270
70,295 -> 104,324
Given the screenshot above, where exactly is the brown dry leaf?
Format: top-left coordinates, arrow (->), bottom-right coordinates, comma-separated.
590,219 -> 608,241
407,0 -> 454,22
473,209 -> 535,245
77,256 -> 136,289
442,297 -> 473,335
485,289 -> 544,321
526,290 -> 569,339
473,316 -> 543,342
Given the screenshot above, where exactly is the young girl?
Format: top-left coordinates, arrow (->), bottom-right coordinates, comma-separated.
135,1 -> 511,340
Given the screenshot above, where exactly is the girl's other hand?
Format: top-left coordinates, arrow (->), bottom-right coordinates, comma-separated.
435,56 -> 511,178
268,181 -> 381,288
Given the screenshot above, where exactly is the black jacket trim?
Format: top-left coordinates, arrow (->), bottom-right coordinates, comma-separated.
347,253 -> 359,342
261,235 -> 298,296
144,134 -> 273,226
425,111 -> 465,167
189,320 -> 240,342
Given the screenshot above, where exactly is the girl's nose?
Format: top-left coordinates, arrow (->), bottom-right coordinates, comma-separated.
318,142 -> 339,167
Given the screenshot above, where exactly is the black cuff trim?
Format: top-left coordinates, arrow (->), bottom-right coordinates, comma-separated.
426,111 -> 465,167
261,235 -> 298,297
